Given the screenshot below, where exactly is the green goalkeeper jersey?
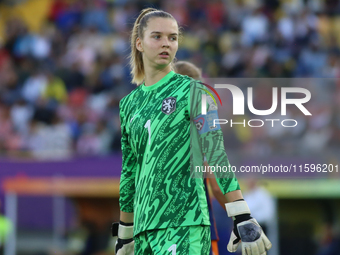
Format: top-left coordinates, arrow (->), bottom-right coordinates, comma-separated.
119,71 -> 240,236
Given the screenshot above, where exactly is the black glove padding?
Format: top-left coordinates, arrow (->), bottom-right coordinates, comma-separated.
231,213 -> 252,245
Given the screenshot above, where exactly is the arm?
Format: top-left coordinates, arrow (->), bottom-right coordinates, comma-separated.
189,81 -> 240,194
120,211 -> 134,224
118,99 -> 137,216
208,177 -> 229,208
201,127 -> 240,194
225,190 -> 243,202
191,82 -> 271,254
112,100 -> 136,255
205,160 -> 229,208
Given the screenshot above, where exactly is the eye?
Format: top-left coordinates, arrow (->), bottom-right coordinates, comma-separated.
154,35 -> 160,39
170,36 -> 177,41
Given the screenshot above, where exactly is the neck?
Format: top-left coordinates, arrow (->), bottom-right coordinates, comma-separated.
144,65 -> 172,86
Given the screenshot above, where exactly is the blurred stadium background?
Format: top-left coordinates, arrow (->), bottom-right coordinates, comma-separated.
0,0 -> 339,255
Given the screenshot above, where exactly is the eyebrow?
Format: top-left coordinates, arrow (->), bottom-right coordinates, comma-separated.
150,31 -> 178,35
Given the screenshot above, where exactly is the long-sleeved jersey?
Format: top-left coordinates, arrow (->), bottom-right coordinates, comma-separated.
119,71 -> 239,236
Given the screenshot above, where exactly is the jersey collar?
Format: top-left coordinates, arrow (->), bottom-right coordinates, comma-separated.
141,71 -> 175,91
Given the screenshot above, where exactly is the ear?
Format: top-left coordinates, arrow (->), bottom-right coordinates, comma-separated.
136,37 -> 143,52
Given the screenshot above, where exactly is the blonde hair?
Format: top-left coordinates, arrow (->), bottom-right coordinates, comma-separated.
129,8 -> 179,85
174,61 -> 202,80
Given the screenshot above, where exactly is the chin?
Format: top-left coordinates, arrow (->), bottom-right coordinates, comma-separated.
156,60 -> 171,66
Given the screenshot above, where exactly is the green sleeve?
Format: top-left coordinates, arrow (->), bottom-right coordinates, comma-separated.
190,80 -> 240,194
119,98 -> 137,213
201,130 -> 240,194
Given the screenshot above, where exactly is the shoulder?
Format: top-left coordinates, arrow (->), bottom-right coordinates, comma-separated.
172,72 -> 191,82
171,72 -> 202,91
172,72 -> 194,84
119,86 -> 142,111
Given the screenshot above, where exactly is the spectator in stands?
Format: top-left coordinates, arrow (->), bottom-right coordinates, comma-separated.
43,71 -> 68,106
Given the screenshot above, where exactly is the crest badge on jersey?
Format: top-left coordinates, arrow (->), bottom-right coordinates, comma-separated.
162,97 -> 176,115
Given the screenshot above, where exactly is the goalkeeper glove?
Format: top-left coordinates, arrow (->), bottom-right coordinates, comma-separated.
225,200 -> 272,255
111,221 -> 134,255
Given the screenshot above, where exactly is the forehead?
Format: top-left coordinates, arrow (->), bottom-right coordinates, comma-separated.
144,17 -> 178,34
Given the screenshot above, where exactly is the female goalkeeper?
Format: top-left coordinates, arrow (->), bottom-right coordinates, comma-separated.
112,8 -> 272,255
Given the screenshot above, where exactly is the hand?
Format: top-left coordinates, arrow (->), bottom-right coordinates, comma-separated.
225,200 -> 272,255
111,222 -> 134,255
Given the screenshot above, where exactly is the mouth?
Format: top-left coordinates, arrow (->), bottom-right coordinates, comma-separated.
159,52 -> 170,58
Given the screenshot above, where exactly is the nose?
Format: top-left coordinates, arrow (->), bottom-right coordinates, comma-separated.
162,38 -> 170,48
